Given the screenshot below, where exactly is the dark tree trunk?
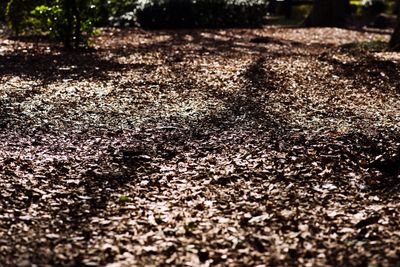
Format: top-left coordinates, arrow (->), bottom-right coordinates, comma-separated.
64,0 -> 73,49
267,0 -> 277,14
64,0 -> 82,49
72,0 -> 81,48
394,0 -> 400,15
98,0 -> 109,26
389,16 -> 400,51
304,0 -> 350,27
283,0 -> 292,19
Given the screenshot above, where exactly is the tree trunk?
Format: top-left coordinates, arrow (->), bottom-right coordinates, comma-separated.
394,0 -> 400,15
283,0 -> 292,19
267,0 -> 277,15
389,15 -> 400,51
98,0 -> 109,26
304,0 -> 350,27
72,0 -> 81,48
64,0 -> 82,49
64,0 -> 73,49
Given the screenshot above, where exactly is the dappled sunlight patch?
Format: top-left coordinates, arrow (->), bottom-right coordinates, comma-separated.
1,26 -> 400,266
375,51 -> 400,62
266,27 -> 390,46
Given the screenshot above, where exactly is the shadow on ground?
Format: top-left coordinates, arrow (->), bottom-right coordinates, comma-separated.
319,46 -> 400,94
0,49 -> 157,84
1,29 -> 400,266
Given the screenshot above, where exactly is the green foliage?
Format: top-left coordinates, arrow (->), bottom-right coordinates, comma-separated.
118,195 -> 130,203
386,1 -> 397,14
0,1 -> 7,21
362,0 -> 387,16
184,221 -> 197,233
0,0 -> 277,34
103,0 -> 139,27
135,0 -> 268,28
291,4 -> 312,19
5,0 -> 43,34
5,0 -> 97,48
99,0 -> 268,28
351,0 -> 392,16
30,3 -> 64,37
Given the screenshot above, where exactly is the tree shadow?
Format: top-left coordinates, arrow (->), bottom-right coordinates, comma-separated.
336,131 -> 400,193
319,47 -> 400,94
193,56 -> 285,131
0,48 -> 158,84
3,28 -> 400,265
8,34 -> 55,44
40,54 -> 289,228
104,28 -> 334,59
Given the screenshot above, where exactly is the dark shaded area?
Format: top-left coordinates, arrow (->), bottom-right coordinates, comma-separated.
250,36 -> 294,45
304,0 -> 350,28
198,56 -> 284,130
8,34 -> 55,43
100,28 -> 336,78
0,48 -> 156,84
330,131 -> 400,192
390,17 -> 400,51
135,0 -> 267,29
319,47 -> 400,94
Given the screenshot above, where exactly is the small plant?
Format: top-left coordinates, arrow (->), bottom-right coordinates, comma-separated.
184,221 -> 197,233
118,194 -> 130,203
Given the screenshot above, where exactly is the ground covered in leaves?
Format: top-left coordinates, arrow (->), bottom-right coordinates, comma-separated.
1,26 -> 400,266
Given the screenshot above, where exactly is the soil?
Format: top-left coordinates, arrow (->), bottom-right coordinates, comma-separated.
1,26 -> 400,266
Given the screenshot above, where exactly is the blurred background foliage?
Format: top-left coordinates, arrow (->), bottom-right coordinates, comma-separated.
0,0 -> 398,47
134,0 -> 268,28
1,0 -> 99,47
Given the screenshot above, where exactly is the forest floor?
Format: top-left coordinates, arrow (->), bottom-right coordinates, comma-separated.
1,26 -> 400,266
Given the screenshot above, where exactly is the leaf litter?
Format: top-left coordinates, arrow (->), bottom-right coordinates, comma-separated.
0,26 -> 400,266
